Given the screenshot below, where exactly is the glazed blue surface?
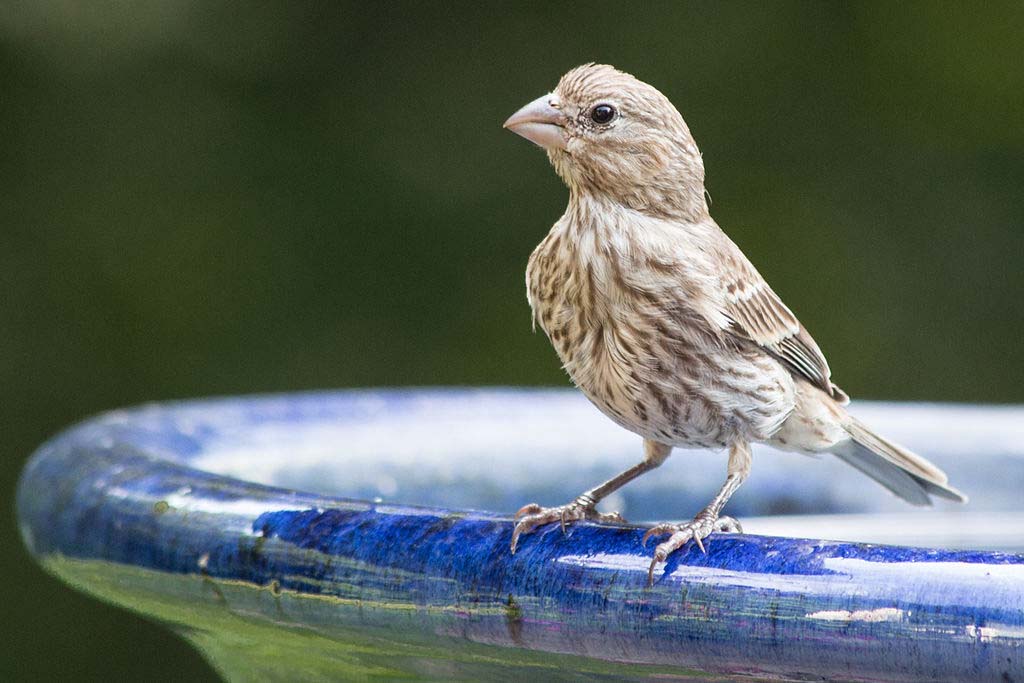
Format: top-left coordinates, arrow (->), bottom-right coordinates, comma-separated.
16,390 -> 1024,681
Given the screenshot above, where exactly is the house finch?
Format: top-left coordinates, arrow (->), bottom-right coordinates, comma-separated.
503,64 -> 966,583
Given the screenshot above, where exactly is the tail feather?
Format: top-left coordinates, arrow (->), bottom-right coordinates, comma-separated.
833,417 -> 967,505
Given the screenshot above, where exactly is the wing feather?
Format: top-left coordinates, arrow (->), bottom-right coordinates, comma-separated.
718,246 -> 847,403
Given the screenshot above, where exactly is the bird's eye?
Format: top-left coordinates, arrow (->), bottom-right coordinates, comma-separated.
590,104 -> 616,124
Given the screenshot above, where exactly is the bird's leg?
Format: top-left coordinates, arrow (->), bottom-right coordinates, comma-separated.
643,440 -> 751,585
510,440 -> 671,554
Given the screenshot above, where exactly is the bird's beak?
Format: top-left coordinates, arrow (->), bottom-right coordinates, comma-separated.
503,93 -> 566,151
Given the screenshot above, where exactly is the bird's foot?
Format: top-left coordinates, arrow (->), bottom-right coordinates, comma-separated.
642,511 -> 742,585
510,494 -> 625,554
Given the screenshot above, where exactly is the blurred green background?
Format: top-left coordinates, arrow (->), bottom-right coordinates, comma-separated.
2,1 -> 1022,680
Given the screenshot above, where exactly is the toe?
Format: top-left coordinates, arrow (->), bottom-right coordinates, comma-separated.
641,522 -> 680,547
650,528 -> 693,564
716,516 -> 742,534
510,513 -> 549,553
597,510 -> 626,524
510,499 -> 627,555
644,514 -> 734,584
668,527 -> 695,552
514,503 -> 542,519
510,524 -> 524,554
647,529 -> 693,586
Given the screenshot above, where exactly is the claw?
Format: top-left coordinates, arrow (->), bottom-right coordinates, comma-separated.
694,533 -> 706,554
510,522 -> 526,554
641,525 -> 667,548
647,545 -> 670,586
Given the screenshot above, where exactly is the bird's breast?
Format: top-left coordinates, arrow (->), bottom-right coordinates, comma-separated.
527,228 -> 795,447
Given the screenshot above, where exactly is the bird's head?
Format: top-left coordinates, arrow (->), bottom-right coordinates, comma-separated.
504,63 -> 708,219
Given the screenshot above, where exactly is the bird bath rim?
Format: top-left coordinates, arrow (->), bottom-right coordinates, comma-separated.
16,388 -> 1024,682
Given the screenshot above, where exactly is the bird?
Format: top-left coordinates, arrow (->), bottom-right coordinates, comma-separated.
502,63 -> 966,584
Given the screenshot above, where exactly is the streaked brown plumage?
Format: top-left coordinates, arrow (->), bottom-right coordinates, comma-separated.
503,64 -> 966,583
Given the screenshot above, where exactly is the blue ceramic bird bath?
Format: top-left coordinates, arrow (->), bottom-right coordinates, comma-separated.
16,389 -> 1024,681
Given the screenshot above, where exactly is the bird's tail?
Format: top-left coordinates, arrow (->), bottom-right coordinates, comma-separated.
831,416 -> 967,506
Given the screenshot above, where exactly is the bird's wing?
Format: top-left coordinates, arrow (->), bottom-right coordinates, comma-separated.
716,244 -> 848,403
